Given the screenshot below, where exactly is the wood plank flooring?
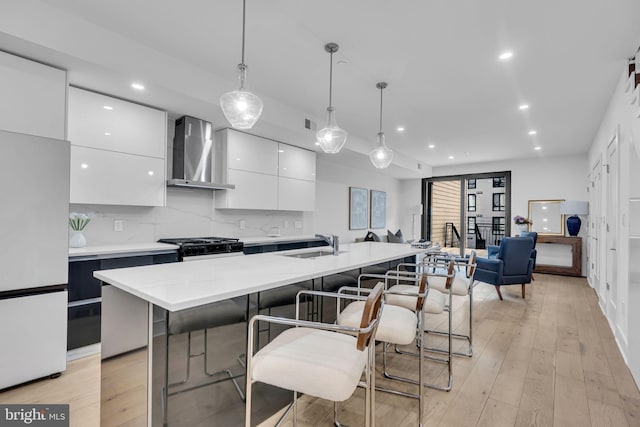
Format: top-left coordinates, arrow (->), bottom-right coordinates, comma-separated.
1,274 -> 638,427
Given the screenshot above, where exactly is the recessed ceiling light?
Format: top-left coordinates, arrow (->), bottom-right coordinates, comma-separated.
80,163 -> 88,169
448,155 -> 454,160
148,171 -> 154,176
528,130 -> 537,135
428,144 -> 435,149
103,105 -> 113,110
131,82 -> 145,91
314,142 -> 320,146
499,51 -> 513,61
278,149 -> 284,153
518,104 -> 529,110
396,127 -> 405,132
104,132 -> 111,136
534,146 -> 542,150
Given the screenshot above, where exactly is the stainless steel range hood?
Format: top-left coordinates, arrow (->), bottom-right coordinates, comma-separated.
167,116 -> 235,190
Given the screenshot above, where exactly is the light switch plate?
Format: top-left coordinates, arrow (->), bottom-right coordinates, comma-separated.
114,220 -> 123,232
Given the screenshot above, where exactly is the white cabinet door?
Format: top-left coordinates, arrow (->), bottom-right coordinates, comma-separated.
278,176 -> 316,211
0,51 -> 67,140
70,146 -> 166,206
217,169 -> 278,210
0,292 -> 67,389
278,143 -> 316,181
101,285 -> 148,359
224,129 -> 278,175
69,87 -> 166,158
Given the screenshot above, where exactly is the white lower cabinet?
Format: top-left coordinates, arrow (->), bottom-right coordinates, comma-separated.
70,146 -> 165,206
216,169 -> 278,210
278,176 -> 315,211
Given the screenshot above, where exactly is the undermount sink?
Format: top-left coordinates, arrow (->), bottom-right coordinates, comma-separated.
281,250 -> 346,259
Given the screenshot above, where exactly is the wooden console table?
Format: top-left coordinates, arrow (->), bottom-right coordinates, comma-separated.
534,236 -> 582,277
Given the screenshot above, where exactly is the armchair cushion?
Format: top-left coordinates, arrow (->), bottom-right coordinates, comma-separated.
487,245 -> 500,258
339,301 -> 417,346
251,327 -> 367,402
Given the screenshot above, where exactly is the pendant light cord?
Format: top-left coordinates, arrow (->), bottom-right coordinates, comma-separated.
328,50 -> 334,108
379,85 -> 384,133
240,0 -> 247,66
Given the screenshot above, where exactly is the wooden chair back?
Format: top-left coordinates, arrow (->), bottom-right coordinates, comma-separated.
466,251 -> 477,279
356,282 -> 384,351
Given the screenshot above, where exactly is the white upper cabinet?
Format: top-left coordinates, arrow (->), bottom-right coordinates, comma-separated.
70,146 -> 165,206
278,143 -> 316,182
223,128 -> 278,175
68,87 -> 167,206
69,87 -> 166,158
215,128 -> 316,211
0,51 -> 67,140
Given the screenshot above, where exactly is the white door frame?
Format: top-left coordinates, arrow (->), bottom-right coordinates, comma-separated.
605,128 -> 619,326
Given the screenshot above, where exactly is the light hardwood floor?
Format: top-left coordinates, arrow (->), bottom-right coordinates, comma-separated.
2,274 -> 638,427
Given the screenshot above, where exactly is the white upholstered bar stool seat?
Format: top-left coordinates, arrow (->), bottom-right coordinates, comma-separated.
252,327 -> 367,402
339,300 -> 417,345
385,286 -> 447,314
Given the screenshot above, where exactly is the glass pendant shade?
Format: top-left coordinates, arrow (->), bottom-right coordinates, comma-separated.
316,107 -> 347,153
220,65 -> 263,130
369,132 -> 393,169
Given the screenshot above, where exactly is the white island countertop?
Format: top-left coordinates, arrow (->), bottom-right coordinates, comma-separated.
94,242 -> 424,312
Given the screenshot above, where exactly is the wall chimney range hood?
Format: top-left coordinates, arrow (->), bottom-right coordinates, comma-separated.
167,116 -> 235,190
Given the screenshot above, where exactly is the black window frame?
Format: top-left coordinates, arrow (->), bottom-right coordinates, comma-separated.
467,216 -> 476,234
493,177 -> 505,188
492,193 -> 505,211
467,194 -> 476,212
467,179 -> 476,189
492,216 -> 505,233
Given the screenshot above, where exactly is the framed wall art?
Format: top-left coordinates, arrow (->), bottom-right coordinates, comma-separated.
370,190 -> 387,229
349,187 -> 369,230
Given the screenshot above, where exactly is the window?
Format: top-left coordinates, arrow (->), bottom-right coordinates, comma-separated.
467,216 -> 476,234
492,193 -> 505,211
467,194 -> 476,212
492,216 -> 505,233
493,177 -> 505,188
467,179 -> 476,189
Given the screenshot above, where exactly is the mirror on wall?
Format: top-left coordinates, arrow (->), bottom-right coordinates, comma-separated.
528,199 -> 565,235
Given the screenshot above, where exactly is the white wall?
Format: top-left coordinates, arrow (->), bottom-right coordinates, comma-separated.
586,64 -> 640,387
313,158 -> 403,243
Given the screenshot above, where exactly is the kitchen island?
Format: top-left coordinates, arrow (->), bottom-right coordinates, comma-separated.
95,242 -> 425,426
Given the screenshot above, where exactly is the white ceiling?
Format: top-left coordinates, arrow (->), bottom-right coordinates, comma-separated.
3,0 -> 640,178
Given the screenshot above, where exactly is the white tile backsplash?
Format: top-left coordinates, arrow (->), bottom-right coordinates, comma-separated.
71,189 -> 310,245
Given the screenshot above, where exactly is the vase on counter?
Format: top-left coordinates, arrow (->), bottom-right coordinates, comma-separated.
69,231 -> 87,248
516,224 -> 528,235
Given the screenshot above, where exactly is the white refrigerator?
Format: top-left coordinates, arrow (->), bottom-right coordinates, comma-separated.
0,129 -> 70,389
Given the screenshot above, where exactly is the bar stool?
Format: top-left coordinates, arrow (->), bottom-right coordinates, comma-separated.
245,283 -> 384,427
423,251 -> 477,357
386,260 -> 455,391
162,298 -> 247,424
336,271 -> 430,426
256,280 -> 313,343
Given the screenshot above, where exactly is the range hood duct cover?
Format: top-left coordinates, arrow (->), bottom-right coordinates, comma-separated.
168,116 -> 234,190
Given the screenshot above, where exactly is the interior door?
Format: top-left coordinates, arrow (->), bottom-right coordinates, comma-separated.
591,159 -> 602,294
606,134 -> 619,325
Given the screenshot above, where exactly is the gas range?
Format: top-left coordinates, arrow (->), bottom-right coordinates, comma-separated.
158,237 -> 244,261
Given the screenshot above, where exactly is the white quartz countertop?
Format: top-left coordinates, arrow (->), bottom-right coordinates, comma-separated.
241,235 -> 322,244
69,242 -> 179,258
94,242 -> 424,312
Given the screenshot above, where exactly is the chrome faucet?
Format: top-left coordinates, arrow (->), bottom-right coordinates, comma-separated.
316,233 -> 340,255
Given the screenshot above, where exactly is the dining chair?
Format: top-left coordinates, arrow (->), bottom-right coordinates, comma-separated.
245,283 -> 384,427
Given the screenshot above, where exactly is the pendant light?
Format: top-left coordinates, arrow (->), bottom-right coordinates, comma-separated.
219,0 -> 263,130
316,43 -> 347,153
369,82 -> 393,169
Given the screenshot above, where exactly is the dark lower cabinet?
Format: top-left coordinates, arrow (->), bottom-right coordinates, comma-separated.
67,250 -> 178,351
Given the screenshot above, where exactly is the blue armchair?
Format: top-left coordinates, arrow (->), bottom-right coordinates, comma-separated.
475,237 -> 535,300
487,231 -> 537,269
